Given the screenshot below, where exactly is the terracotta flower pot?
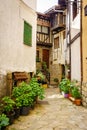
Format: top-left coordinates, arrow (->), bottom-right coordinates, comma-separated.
75,99 -> 82,106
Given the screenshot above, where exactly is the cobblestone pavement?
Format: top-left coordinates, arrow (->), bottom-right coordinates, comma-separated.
6,87 -> 87,130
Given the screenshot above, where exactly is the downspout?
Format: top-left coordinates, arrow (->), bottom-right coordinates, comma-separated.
69,1 -> 71,80
80,0 -> 83,93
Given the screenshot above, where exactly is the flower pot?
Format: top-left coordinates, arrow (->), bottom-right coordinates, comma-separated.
7,111 -> 15,124
42,84 -> 48,88
14,108 -> 20,119
1,126 -> 6,130
75,99 -> 82,106
68,93 -> 72,98
64,93 -> 69,98
20,106 -> 30,116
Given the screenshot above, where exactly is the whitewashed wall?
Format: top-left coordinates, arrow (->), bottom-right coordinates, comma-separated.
22,0 -> 37,10
65,0 -> 81,81
71,33 -> 81,81
53,31 -> 65,65
0,0 -> 37,75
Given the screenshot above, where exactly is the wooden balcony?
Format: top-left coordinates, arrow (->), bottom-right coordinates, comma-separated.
51,24 -> 66,34
37,41 -> 52,47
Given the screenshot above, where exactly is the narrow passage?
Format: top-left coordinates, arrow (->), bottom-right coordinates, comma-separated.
7,87 -> 87,130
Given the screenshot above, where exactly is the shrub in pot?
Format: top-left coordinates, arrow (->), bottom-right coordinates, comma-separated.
54,78 -> 59,87
12,83 -> 34,115
0,113 -> 9,130
71,87 -> 82,105
59,78 -> 70,97
29,78 -> 45,102
1,96 -> 15,124
19,94 -> 34,115
13,97 -> 22,119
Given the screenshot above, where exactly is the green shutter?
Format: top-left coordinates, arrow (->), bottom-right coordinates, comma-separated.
24,21 -> 32,46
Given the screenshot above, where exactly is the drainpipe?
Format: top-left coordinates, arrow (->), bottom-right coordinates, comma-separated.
80,0 -> 83,93
67,0 -> 71,80
69,1 -> 71,80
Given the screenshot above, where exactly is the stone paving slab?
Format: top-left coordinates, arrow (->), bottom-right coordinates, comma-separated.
6,88 -> 87,130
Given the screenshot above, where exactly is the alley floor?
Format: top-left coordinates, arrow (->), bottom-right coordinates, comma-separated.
6,87 -> 87,130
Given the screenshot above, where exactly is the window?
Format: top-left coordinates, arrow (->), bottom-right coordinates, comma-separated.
84,5 -> 87,16
63,31 -> 65,39
37,25 -> 41,32
24,21 -> 32,46
59,13 -> 63,24
54,37 -> 59,49
37,25 -> 49,34
42,26 -> 49,34
36,50 -> 40,62
73,0 -> 77,20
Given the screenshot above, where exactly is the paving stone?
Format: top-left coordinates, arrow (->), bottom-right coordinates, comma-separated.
6,88 -> 87,130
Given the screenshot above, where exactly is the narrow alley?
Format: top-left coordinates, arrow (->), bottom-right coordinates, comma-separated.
6,87 -> 87,130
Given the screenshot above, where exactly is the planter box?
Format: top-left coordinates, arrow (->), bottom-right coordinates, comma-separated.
42,84 -> 48,88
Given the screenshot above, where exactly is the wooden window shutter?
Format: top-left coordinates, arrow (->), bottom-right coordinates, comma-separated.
24,21 -> 32,46
54,37 -> 59,49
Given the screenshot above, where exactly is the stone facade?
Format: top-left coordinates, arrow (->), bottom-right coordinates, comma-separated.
82,82 -> 87,107
0,72 -> 33,98
50,64 -> 63,85
0,74 -> 7,97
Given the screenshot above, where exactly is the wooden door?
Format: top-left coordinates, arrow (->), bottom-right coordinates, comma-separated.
43,49 -> 49,68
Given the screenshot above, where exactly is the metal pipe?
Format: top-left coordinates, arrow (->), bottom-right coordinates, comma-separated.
80,0 -> 83,92
68,0 -> 71,80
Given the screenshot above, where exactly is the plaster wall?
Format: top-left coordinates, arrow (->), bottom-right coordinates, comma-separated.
22,0 -> 37,10
82,1 -> 87,82
53,31 -> 65,65
0,0 -> 37,75
71,37 -> 81,81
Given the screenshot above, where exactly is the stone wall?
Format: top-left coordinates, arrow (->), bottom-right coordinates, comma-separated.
0,72 -> 33,98
50,64 -> 63,85
82,82 -> 87,107
0,74 -> 7,98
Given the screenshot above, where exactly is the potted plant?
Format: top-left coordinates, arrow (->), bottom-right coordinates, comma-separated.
59,78 -> 70,97
71,87 -> 82,105
0,113 -> 9,130
29,78 -> 45,102
1,96 -> 15,124
13,97 -> 22,119
12,82 -> 32,116
54,78 -> 59,87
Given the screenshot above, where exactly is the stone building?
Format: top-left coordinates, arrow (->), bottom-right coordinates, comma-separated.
45,5 -> 66,84
36,2 -> 66,85
36,12 -> 52,84
0,0 -> 37,97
